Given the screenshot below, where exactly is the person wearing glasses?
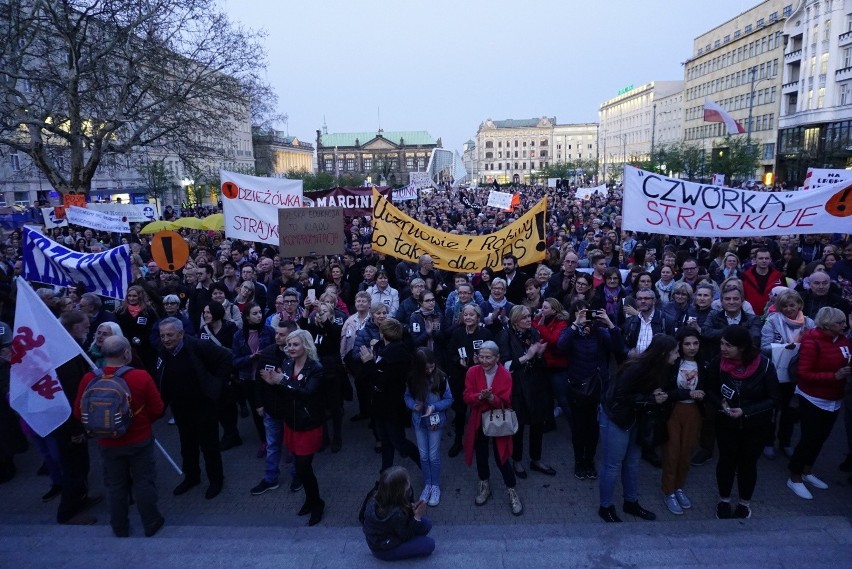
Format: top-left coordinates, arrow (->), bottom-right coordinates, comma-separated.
786,307 -> 851,500
267,288 -> 304,328
409,291 -> 443,351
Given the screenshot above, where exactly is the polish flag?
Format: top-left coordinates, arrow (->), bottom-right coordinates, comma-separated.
8,277 -> 90,436
703,98 -> 745,135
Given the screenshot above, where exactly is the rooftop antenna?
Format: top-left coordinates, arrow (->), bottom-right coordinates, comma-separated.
322,116 -> 328,136
377,106 -> 382,133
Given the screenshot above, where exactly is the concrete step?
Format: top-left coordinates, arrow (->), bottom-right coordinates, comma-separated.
1,515 -> 850,568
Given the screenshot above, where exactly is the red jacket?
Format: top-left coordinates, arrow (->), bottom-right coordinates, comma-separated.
741,265 -> 785,316
463,365 -> 513,466
74,366 -> 165,448
533,315 -> 569,368
797,328 -> 851,402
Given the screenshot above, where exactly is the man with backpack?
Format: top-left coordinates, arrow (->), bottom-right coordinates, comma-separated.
74,336 -> 165,537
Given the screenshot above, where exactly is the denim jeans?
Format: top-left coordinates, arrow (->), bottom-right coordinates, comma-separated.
413,423 -> 443,487
598,407 -> 640,508
263,415 -> 284,483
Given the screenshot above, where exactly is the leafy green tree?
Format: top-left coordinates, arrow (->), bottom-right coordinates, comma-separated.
709,136 -> 760,184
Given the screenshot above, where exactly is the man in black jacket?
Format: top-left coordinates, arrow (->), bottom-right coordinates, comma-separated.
155,317 -> 231,499
496,254 -> 528,305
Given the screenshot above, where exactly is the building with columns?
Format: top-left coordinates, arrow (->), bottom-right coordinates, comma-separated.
315,129 -> 439,186
599,81 -> 684,180
776,0 -> 852,186
253,129 -> 314,176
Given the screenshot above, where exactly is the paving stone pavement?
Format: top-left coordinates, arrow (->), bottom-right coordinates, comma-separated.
2,402 -> 852,567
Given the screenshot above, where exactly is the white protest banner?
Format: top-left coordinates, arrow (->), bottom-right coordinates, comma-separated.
576,183 -> 606,200
409,171 -> 433,191
41,208 -> 68,229
802,168 -> 852,191
220,170 -> 303,245
487,190 -> 514,210
712,174 -> 726,186
21,226 -> 133,299
87,203 -> 159,222
8,277 -> 91,437
547,178 -> 559,188
394,185 -> 418,202
622,165 -> 852,237
65,206 -> 131,233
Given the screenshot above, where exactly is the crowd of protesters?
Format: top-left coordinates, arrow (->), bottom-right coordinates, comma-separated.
0,182 -> 850,540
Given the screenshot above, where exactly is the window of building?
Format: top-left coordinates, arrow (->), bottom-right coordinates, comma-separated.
825,19 -> 832,41
514,140 -> 518,147
540,139 -> 547,146
734,30 -> 741,39
821,53 -> 829,75
810,56 -> 817,75
763,143 -> 775,160
9,152 -> 20,171
485,152 -> 494,159
363,158 -> 372,170
522,162 -> 526,170
556,144 -> 561,150
724,34 -> 731,43
807,89 -> 814,110
14,191 -> 29,205
817,87 -> 825,108
485,140 -> 493,149
844,47 -> 852,68
418,157 -> 425,169
539,150 -> 547,157
405,157 -> 414,169
336,158 -> 344,171
745,24 -> 753,33
841,83 -> 851,105
0,193 -> 6,206
346,158 -> 355,171
498,141 -> 502,148
522,150 -> 527,158
770,11 -> 778,22
514,151 -> 518,158
514,163 -> 519,169
715,39 -> 721,48
522,141 -> 526,147
324,158 -> 332,171
497,151 -> 502,158
783,4 -> 792,17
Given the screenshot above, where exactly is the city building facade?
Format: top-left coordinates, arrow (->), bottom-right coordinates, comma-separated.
682,0 -> 790,180
474,118 -> 599,185
776,0 -> 852,186
315,129 -> 439,186
599,81 -> 684,180
253,129 -> 314,177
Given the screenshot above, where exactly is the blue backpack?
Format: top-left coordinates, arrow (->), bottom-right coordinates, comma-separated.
79,366 -> 137,438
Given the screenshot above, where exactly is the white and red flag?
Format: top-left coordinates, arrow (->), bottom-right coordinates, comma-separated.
703,98 -> 745,135
8,277 -> 90,436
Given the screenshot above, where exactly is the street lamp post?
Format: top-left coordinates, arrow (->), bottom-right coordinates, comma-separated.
747,67 -> 756,145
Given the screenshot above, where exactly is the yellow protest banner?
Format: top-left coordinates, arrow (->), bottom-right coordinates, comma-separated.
371,189 -> 548,272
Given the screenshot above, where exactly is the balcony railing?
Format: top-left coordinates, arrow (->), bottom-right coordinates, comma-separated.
840,30 -> 852,47
836,66 -> 852,81
784,49 -> 803,62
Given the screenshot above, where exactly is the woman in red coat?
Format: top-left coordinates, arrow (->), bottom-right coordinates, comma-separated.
462,341 -> 522,516
786,307 -> 851,500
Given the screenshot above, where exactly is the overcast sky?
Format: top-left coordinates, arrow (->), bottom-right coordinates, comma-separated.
221,0 -> 758,152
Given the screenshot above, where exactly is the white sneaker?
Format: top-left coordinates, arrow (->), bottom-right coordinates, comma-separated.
787,479 -> 813,500
428,485 -> 440,507
803,474 -> 828,490
419,485 -> 432,502
167,417 -> 176,425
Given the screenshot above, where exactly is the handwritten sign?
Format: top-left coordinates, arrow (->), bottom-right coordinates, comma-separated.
486,190 -> 514,210
65,206 -> 130,233
371,189 -> 547,272
278,208 -> 345,256
622,166 -> 850,237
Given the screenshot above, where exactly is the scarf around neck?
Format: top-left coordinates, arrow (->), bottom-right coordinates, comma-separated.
720,356 -> 761,379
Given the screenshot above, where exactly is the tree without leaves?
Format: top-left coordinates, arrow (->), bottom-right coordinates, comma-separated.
0,0 -> 277,196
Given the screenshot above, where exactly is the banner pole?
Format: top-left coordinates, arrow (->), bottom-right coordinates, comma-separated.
154,437 -> 183,476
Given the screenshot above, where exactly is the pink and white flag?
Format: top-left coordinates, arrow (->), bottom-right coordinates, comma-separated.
8,277 -> 89,437
703,98 -> 745,135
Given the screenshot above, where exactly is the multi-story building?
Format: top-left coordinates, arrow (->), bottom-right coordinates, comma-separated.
654,88 -> 685,148
253,128 -> 314,177
552,123 -> 600,183
776,0 -> 852,186
315,129 -> 439,186
682,0 -> 790,180
0,130 -> 254,208
462,140 -> 477,185
474,118 -> 599,185
599,81 -> 684,180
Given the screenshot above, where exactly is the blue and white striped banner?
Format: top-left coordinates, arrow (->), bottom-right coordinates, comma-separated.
21,227 -> 132,299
